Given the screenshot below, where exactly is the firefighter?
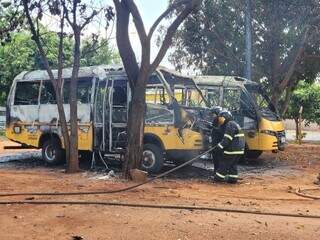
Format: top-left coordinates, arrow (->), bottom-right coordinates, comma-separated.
212,110 -> 245,184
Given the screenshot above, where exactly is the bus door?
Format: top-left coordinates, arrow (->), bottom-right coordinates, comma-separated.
93,79 -> 109,151
107,78 -> 128,152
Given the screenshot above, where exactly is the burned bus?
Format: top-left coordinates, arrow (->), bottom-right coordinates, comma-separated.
193,76 -> 286,159
156,68 -> 286,159
6,65 -> 207,173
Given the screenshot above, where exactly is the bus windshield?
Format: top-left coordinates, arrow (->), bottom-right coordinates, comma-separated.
245,84 -> 280,121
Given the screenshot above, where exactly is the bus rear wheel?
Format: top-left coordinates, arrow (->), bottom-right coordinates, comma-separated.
141,144 -> 164,174
42,139 -> 65,165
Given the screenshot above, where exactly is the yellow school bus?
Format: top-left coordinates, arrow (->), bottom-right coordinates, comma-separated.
193,76 -> 286,159
156,68 -> 286,159
6,65 -> 207,173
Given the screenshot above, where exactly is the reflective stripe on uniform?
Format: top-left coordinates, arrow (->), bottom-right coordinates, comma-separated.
224,134 -> 233,140
235,133 -> 244,137
216,172 -> 225,179
218,143 -> 224,149
228,174 -> 239,178
224,150 -> 244,155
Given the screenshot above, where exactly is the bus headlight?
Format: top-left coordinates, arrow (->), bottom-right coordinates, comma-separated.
13,126 -> 21,134
260,130 -> 276,136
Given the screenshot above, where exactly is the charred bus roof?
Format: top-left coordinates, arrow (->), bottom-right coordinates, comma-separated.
13,65 -> 108,82
12,65 -> 190,84
193,75 -> 259,89
156,66 -> 196,86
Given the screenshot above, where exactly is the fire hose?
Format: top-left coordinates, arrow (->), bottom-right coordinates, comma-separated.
0,200 -> 320,219
0,146 -> 320,219
0,146 -> 217,197
295,187 -> 320,200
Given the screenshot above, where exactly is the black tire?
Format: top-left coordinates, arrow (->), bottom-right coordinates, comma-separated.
79,151 -> 93,161
141,143 -> 164,173
245,150 -> 263,160
41,138 -> 65,165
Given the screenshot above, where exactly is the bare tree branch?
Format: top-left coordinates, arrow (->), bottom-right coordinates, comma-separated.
113,0 -> 139,88
124,0 -> 147,44
61,0 -> 73,28
80,9 -> 100,30
123,0 -> 151,68
57,7 -> 65,91
279,27 -> 310,91
22,0 -> 56,86
147,0 -> 191,41
72,0 -> 77,26
150,0 -> 201,72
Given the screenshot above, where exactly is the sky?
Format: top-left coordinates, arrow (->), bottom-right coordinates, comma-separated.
41,0 -> 173,67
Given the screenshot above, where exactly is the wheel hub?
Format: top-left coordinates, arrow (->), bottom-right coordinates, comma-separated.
45,144 -> 56,162
142,150 -> 156,169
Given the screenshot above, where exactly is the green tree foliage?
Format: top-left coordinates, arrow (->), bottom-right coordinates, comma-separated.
80,36 -> 120,66
0,1 -> 24,44
168,0 -> 245,75
285,82 -> 320,125
0,32 -> 36,104
0,30 -> 119,105
169,0 -> 320,112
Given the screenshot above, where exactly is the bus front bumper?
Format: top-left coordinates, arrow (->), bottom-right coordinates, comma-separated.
246,130 -> 286,152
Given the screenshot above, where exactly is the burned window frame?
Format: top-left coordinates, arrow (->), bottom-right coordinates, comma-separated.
40,81 -> 56,104
145,85 -> 170,105
14,81 -> 41,105
222,87 -> 242,111
204,86 -> 222,107
63,77 -> 94,104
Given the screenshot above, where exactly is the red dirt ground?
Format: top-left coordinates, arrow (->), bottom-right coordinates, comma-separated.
0,142 -> 320,240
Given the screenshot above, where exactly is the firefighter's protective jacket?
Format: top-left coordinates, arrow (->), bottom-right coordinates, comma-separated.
217,120 -> 245,155
211,126 -> 223,146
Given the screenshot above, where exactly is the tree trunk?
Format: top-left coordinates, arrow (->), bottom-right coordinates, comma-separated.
271,91 -> 281,110
269,9 -> 282,108
298,106 -> 303,145
123,84 -> 146,178
113,0 -> 201,178
56,11 -> 70,164
68,28 -> 81,173
55,87 -> 70,164
294,117 -> 299,142
22,0 -> 71,169
271,29 -> 309,109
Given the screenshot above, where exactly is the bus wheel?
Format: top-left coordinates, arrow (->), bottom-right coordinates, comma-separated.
141,144 -> 164,173
245,150 -> 263,160
42,139 -> 65,165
